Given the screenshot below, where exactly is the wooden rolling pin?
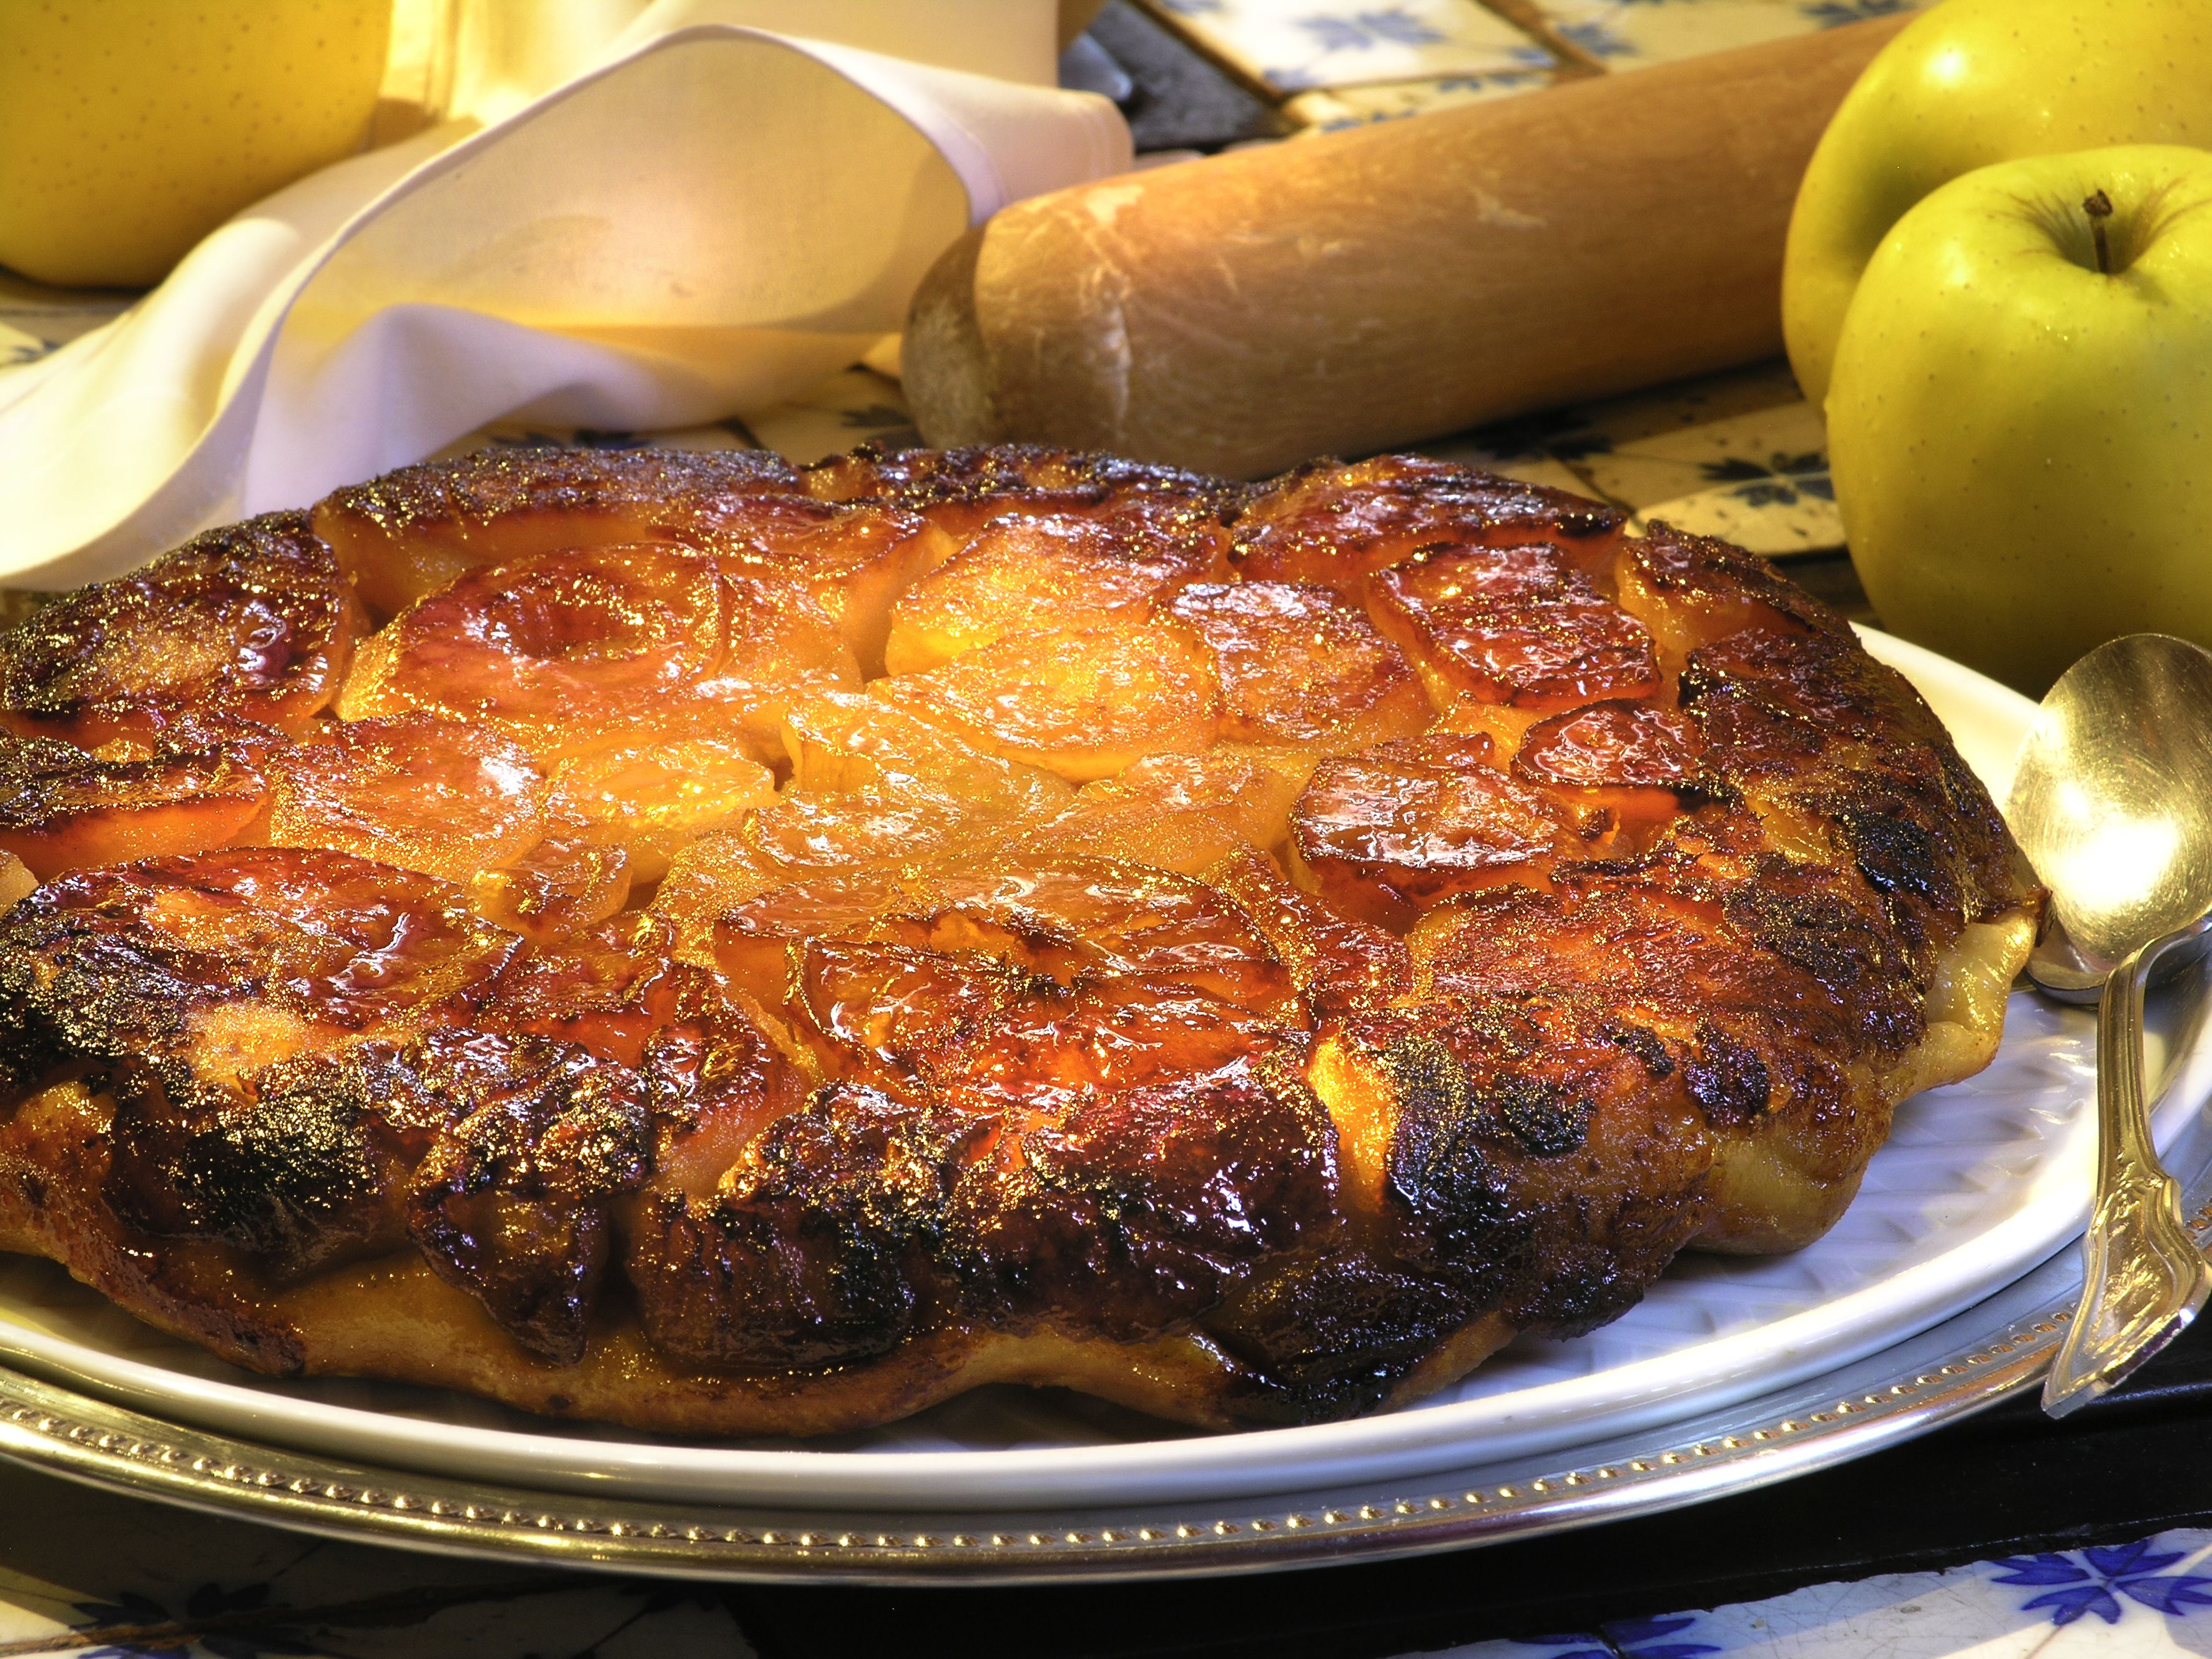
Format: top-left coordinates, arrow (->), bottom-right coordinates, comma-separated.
905,14 -> 1909,478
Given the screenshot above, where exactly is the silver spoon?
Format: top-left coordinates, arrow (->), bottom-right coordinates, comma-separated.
2007,634 -> 2212,1417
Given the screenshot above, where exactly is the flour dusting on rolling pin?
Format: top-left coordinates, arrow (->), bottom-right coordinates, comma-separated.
904,16 -> 1910,479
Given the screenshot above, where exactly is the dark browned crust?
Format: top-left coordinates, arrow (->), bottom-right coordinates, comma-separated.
315,446 -> 804,544
0,513 -> 360,746
798,442 -> 1245,513
0,448 -> 2040,1436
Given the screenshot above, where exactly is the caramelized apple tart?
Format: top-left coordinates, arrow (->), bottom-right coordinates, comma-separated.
0,445 -> 2041,1434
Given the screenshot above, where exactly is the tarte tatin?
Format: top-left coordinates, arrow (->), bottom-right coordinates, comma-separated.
0,445 -> 2040,1434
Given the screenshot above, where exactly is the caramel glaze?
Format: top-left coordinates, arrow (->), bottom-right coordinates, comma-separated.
0,446 -> 2041,1434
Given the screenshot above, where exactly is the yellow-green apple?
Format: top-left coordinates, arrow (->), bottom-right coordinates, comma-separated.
0,0 -> 392,288
1827,144 -> 2212,693
1782,0 -> 2212,410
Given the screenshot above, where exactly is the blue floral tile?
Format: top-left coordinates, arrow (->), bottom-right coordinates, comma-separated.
1414,428 -> 1613,500
1601,1612 -> 1728,1657
1285,68 -> 1551,131
1407,358 -> 1843,558
1987,1540 -> 2212,1628
1415,1615 -> 1734,1659
1606,393 -> 1843,557
0,1459 -> 760,1658
1513,0 -> 1932,75
1136,0 -> 1546,92
5,1329 -> 2212,1659
1560,1530 -> 2212,1659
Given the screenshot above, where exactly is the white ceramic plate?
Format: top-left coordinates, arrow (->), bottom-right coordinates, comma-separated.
0,629 -> 2186,1514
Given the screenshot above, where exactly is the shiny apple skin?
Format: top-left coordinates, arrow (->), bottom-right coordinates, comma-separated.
1782,0 -> 2212,410
1828,144 -> 2212,694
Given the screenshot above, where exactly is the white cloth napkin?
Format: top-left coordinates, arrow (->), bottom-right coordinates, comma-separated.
0,0 -> 1128,588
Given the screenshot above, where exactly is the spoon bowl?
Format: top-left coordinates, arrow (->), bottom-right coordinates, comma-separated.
2007,633 -> 2212,1415
2012,634 -> 2212,970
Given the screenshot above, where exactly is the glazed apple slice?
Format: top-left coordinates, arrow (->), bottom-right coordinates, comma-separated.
625,1081 -> 931,1370
948,977 -> 1292,1110
0,513 -> 363,747
789,948 -> 1292,1111
0,847 -> 523,1086
1289,732 -> 1615,928
634,985 -> 816,1201
1367,543 -> 1660,711
471,838 -> 632,943
703,869 -> 921,1007
1310,987 -> 1713,1247
778,686 -> 1073,815
0,723 -> 278,879
1613,521 -> 1819,669
651,793 -> 958,958
391,1025 -> 649,1363
742,782 -> 1065,892
708,854 -> 1296,1025
875,620 -> 1219,782
267,712 -> 546,885
1167,581 -> 1434,745
1231,455 -> 1624,594
339,542 -> 724,734
794,935 -> 1046,1090
1512,699 -> 1701,826
713,858 -> 1299,1090
478,912 -> 709,1066
1015,744 -> 1314,874
921,857 -> 1296,1017
310,445 -> 803,619
882,512 -> 1217,675
696,496 -> 952,677
651,777 -> 1063,962
1204,846 -> 1410,1024
339,543 -> 853,761
542,735 -> 778,883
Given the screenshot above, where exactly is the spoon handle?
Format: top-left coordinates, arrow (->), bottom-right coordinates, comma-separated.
2042,931 -> 2212,1417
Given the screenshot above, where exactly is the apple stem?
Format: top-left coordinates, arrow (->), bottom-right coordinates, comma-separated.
2084,189 -> 2115,275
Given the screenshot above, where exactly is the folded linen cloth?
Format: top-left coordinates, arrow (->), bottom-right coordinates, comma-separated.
0,0 -> 1128,588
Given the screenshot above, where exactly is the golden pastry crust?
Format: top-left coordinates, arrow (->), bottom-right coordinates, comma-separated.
0,446 -> 2040,1434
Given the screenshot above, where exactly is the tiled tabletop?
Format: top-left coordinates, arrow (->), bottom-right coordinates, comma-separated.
1457,1538 -> 2212,1659
1130,0 -> 1928,132
6,1462 -> 2212,1657
0,1 -> 2128,1652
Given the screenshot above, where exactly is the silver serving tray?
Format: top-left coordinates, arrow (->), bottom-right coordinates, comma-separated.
0,1085 -> 2202,1586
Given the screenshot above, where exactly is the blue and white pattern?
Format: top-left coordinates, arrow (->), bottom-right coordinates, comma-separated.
1284,69 -> 1550,131
1432,1533 -> 2212,1659
1297,7 -> 1450,52
1133,0 -> 1536,92
1495,0 -> 1931,75
1988,1540 -> 2212,1627
1511,1614 -> 1723,1658
1149,0 -> 1937,97
1698,450 -> 1834,508
1802,0 -> 1916,24
31,1518 -> 2212,1656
